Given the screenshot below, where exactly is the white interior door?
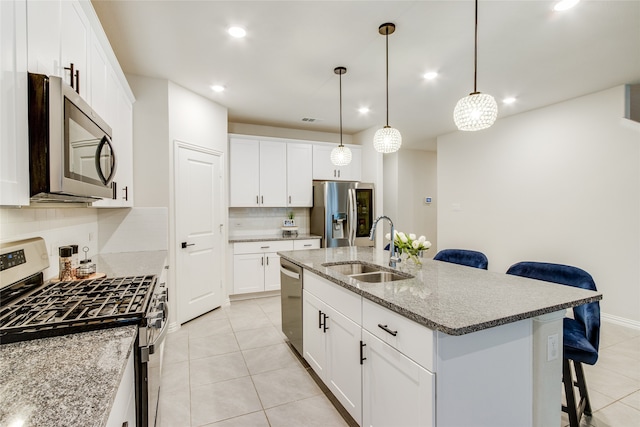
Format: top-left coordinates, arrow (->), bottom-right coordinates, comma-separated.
176,144 -> 224,323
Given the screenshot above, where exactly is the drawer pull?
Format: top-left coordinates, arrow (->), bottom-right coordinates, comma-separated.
378,323 -> 398,336
260,246 -> 270,249
360,341 -> 367,365
304,244 -> 312,247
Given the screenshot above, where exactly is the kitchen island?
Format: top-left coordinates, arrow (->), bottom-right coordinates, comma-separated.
277,247 -> 602,427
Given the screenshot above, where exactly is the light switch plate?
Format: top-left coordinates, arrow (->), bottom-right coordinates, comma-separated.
547,334 -> 559,361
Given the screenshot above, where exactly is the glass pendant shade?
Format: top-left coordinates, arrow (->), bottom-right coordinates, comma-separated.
331,144 -> 352,166
373,126 -> 402,153
453,92 -> 498,131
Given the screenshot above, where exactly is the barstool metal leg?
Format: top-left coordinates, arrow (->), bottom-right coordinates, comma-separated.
562,358 -> 580,427
574,361 -> 593,416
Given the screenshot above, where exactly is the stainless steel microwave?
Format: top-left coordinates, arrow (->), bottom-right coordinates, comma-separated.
28,73 -> 116,203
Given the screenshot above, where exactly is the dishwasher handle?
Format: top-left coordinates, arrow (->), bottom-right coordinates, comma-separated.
280,266 -> 300,280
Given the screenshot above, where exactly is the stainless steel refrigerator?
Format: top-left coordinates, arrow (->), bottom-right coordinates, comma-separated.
311,181 -> 375,248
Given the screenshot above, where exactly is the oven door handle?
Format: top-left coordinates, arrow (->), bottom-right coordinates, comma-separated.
148,299 -> 170,356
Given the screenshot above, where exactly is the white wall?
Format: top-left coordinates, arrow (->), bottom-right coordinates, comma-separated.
438,86 -> 640,326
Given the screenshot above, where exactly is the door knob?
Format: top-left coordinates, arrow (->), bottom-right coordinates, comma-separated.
181,242 -> 195,249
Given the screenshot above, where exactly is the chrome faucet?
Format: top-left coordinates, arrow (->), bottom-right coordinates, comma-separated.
369,215 -> 401,268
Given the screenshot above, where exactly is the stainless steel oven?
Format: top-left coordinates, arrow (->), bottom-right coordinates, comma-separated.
281,258 -> 303,355
0,237 -> 167,427
28,72 -> 116,203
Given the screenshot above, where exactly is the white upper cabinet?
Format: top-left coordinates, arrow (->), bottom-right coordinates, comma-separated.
312,143 -> 362,181
259,140 -> 287,207
0,0 -> 29,206
60,0 -> 89,99
26,0 -> 61,76
229,138 -> 287,207
286,142 -> 313,207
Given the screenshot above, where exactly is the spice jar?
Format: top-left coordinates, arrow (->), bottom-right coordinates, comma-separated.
58,246 -> 74,281
70,244 -> 79,278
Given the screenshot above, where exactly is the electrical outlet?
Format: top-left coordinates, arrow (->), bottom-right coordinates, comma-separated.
547,334 -> 559,361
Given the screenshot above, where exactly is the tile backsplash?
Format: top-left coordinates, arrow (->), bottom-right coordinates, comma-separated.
0,207 -> 99,280
229,207 -> 310,236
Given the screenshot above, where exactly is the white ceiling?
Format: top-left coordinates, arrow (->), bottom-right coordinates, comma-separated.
92,0 -> 640,150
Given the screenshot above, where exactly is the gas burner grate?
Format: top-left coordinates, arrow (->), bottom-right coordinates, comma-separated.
0,275 -> 156,343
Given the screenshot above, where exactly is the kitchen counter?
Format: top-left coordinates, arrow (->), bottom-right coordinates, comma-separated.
0,326 -> 137,427
0,250 -> 168,427
229,234 -> 321,243
277,246 -> 602,335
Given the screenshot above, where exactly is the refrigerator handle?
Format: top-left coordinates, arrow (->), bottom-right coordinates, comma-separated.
348,188 -> 357,246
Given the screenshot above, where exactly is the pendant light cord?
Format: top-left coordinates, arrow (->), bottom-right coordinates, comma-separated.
339,71 -> 343,146
385,28 -> 390,126
473,0 -> 478,94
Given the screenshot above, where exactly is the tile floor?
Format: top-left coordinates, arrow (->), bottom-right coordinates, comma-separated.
157,296 -> 640,427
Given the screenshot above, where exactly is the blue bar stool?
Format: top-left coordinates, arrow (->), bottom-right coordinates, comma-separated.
506,261 -> 600,427
433,249 -> 489,269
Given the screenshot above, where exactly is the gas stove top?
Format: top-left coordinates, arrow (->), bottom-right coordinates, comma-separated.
0,237 -> 158,344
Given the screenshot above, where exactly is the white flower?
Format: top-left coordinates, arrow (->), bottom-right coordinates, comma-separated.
385,233 -> 391,240
412,240 -> 420,249
398,232 -> 408,243
418,235 -> 426,243
409,233 -> 416,240
423,241 -> 432,249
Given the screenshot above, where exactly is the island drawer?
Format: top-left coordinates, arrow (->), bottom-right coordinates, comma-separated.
293,239 -> 320,250
234,240 -> 293,254
362,298 -> 435,371
304,271 -> 361,324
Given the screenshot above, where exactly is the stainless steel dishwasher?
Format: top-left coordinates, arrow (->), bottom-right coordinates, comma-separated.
280,258 -> 303,355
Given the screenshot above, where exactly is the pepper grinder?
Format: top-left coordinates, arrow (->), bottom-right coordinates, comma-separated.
58,246 -> 74,281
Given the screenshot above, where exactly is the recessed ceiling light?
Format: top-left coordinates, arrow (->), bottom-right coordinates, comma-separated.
358,107 -> 370,114
211,85 -> 225,93
228,26 -> 246,38
554,0 -> 580,11
423,71 -> 438,80
503,97 -> 516,104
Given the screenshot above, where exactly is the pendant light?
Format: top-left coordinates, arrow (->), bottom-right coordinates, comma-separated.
373,23 -> 402,154
453,0 -> 498,131
331,67 -> 352,166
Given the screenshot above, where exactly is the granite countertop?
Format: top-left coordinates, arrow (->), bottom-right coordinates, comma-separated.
229,234 -> 321,243
278,247 -> 602,336
0,326 -> 137,427
0,250 -> 168,427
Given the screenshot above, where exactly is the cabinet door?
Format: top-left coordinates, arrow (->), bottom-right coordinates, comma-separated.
233,253 -> 264,294
0,0 -> 29,206
312,144 -> 337,180
229,138 -> 260,207
341,146 -> 362,182
264,252 -> 281,291
259,140 -> 287,207
60,0 -> 89,99
26,0 -> 61,76
325,303 -> 363,425
302,290 -> 327,377
362,330 -> 435,427
286,143 -> 312,207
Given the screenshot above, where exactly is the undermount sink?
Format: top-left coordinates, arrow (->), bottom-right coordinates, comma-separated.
323,262 -> 413,283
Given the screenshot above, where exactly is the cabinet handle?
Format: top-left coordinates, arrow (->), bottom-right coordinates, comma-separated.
64,63 -> 75,89
261,195 -> 264,204
256,195 -> 259,205
260,246 -> 270,249
112,181 -> 118,200
304,244 -> 312,247
289,196 -> 291,204
261,257 -> 264,266
318,310 -> 323,329
360,341 -> 367,365
323,314 -> 329,333
338,170 -> 341,178
266,257 -> 269,266
123,186 -> 128,201
333,170 -> 336,177
378,324 -> 398,336
75,69 -> 80,94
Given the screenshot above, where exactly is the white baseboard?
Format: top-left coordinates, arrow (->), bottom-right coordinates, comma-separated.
602,313 -> 640,330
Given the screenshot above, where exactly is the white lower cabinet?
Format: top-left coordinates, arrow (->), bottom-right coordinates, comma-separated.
303,271 -> 435,427
362,329 -> 434,427
106,348 -> 135,427
303,282 -> 362,425
232,239 -> 320,294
